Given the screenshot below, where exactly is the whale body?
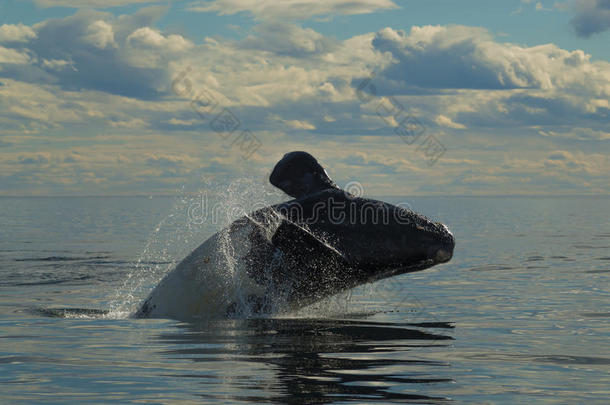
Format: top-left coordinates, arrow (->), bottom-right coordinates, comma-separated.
135,152 -> 455,320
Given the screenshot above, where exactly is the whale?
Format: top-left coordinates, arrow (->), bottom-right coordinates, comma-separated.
135,151 -> 454,320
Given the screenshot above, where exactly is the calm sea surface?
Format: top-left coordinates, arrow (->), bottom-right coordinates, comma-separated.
0,195 -> 608,403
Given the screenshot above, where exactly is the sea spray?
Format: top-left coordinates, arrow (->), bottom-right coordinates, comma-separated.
108,176 -> 285,319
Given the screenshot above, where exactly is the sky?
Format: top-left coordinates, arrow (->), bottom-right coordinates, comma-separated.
0,0 -> 608,196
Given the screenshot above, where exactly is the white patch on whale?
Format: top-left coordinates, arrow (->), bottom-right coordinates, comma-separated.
137,214 -> 282,320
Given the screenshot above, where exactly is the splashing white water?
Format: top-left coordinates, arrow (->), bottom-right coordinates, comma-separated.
106,176 -> 284,319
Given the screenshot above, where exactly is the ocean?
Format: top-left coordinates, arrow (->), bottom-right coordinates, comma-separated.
0,194 -> 608,403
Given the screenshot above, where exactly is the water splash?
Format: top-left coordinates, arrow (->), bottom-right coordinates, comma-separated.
106,176 -> 284,319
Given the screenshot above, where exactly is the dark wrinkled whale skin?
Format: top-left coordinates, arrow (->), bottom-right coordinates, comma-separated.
239,188 -> 454,311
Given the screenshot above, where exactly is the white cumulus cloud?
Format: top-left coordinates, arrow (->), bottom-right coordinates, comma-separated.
0,24 -> 37,43
83,20 -> 115,49
0,47 -> 31,64
127,27 -> 193,52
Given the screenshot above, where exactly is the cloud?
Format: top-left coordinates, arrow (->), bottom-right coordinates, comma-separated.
570,0 -> 610,37
2,14 -> 608,139
284,119 -> 316,130
41,58 -> 75,70
371,25 -> 610,94
125,27 -> 193,68
109,117 -> 148,128
83,19 -> 115,49
339,151 -> 418,174
0,77 -> 180,135
166,118 -> 198,126
542,150 -> 605,176
239,22 -> 337,56
33,0 -> 160,8
18,153 -> 51,165
372,26 -> 517,90
1,9 -> 609,196
360,24 -> 610,132
0,7 -> 179,98
0,46 -> 31,64
187,0 -> 399,20
169,34 -> 377,110
146,153 -> 195,168
435,115 -> 466,129
127,27 -> 193,52
0,24 -> 37,43
547,150 -> 572,160
268,114 -> 316,130
538,127 -> 610,140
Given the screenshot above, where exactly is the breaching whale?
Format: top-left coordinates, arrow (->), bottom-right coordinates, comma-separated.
135,152 -> 454,320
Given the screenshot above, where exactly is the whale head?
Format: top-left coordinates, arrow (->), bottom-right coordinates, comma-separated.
274,190 -> 455,281
266,152 -> 455,304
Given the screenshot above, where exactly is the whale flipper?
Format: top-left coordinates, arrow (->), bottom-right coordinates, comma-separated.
266,220 -> 354,308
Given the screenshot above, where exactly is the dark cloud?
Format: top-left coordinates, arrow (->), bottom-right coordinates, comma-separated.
18,154 -> 50,164
371,26 -> 512,91
1,6 -> 174,99
570,0 -> 610,37
368,25 -> 609,99
369,25 -> 606,95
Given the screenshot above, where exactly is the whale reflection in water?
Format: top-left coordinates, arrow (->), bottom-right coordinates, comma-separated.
158,317 -> 455,403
